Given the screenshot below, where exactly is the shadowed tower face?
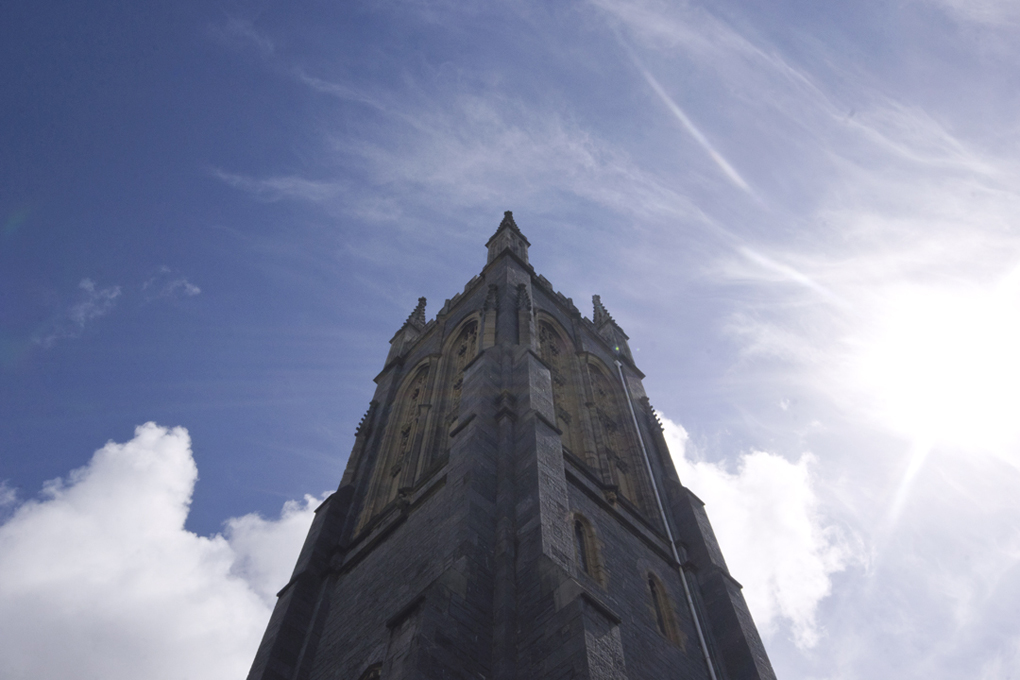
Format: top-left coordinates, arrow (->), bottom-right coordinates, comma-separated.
247,212 -> 777,680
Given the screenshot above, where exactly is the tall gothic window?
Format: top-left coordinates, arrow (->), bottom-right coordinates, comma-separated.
445,320 -> 478,432
575,519 -> 590,574
647,572 -> 682,646
589,365 -> 648,514
571,513 -> 605,585
359,365 -> 431,529
537,321 -> 584,460
649,576 -> 668,635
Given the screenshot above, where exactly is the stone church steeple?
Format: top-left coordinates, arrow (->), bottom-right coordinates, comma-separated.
247,213 -> 776,680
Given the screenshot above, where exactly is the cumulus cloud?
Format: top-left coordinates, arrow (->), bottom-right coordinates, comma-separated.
35,278 -> 121,347
659,415 -> 857,648
0,481 -> 17,523
226,495 -> 325,605
0,480 -> 16,507
0,424 -> 319,680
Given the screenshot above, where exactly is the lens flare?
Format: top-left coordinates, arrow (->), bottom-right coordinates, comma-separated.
856,267 -> 1020,456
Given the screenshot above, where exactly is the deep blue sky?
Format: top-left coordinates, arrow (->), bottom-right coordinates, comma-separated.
3,1 -> 1020,678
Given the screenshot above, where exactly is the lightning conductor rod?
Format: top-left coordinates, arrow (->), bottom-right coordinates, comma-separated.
615,359 -> 719,680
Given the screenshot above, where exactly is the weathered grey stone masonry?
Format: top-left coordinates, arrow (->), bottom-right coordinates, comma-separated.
247,212 -> 777,680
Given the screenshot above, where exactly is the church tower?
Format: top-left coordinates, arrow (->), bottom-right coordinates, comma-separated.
247,212 -> 776,680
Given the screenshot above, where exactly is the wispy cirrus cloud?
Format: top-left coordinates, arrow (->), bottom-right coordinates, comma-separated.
919,0 -> 1020,26
216,86 -> 713,241
35,278 -> 121,348
211,169 -> 347,204
142,266 -> 201,301
34,269 -> 202,348
208,16 -> 276,58
208,15 -> 714,232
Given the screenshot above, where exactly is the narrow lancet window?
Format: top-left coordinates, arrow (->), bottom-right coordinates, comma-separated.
575,519 -> 590,575
649,576 -> 668,636
647,572 -> 682,645
572,514 -> 605,585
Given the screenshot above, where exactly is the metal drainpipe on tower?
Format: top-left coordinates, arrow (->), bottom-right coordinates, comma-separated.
615,359 -> 719,680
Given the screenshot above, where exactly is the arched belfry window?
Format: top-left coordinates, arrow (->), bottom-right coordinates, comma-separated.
588,364 -> 649,515
647,572 -> 683,646
359,364 -> 432,529
537,320 -> 584,461
571,514 -> 605,586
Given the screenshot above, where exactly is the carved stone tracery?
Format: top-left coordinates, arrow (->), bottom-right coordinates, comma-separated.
538,321 -> 583,460
358,364 -> 431,529
589,365 -> 648,514
445,320 -> 478,430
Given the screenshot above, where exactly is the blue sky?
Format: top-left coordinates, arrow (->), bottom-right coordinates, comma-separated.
2,1 -> 1020,678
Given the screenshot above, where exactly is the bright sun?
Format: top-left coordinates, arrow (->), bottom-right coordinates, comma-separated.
856,267 -> 1020,454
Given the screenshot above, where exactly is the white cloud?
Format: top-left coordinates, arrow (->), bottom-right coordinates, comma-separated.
226,495 -> 324,605
659,415 -> 857,648
212,168 -> 347,204
978,636 -> 1020,680
0,480 -> 16,507
142,265 -> 202,300
208,17 -> 277,57
215,74 -> 710,231
36,278 -> 121,348
0,423 -> 319,680
0,481 -> 17,523
920,0 -> 1020,26
70,278 -> 121,325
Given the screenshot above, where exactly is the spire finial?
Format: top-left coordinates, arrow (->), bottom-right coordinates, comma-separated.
486,210 -> 530,265
592,294 -> 613,327
405,296 -> 427,329
592,294 -> 632,360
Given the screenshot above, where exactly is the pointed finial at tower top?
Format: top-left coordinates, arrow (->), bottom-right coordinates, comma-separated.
592,294 -> 633,362
486,210 -> 530,266
405,296 -> 427,329
492,210 -> 526,240
592,294 -> 614,327
386,296 -> 428,364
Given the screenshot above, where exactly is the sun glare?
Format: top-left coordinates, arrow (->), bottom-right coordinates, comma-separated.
856,268 -> 1020,454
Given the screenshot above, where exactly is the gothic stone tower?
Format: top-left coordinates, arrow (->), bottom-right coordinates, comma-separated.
247,213 -> 776,680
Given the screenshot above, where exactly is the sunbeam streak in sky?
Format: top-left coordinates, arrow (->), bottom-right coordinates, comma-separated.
886,438 -> 932,530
